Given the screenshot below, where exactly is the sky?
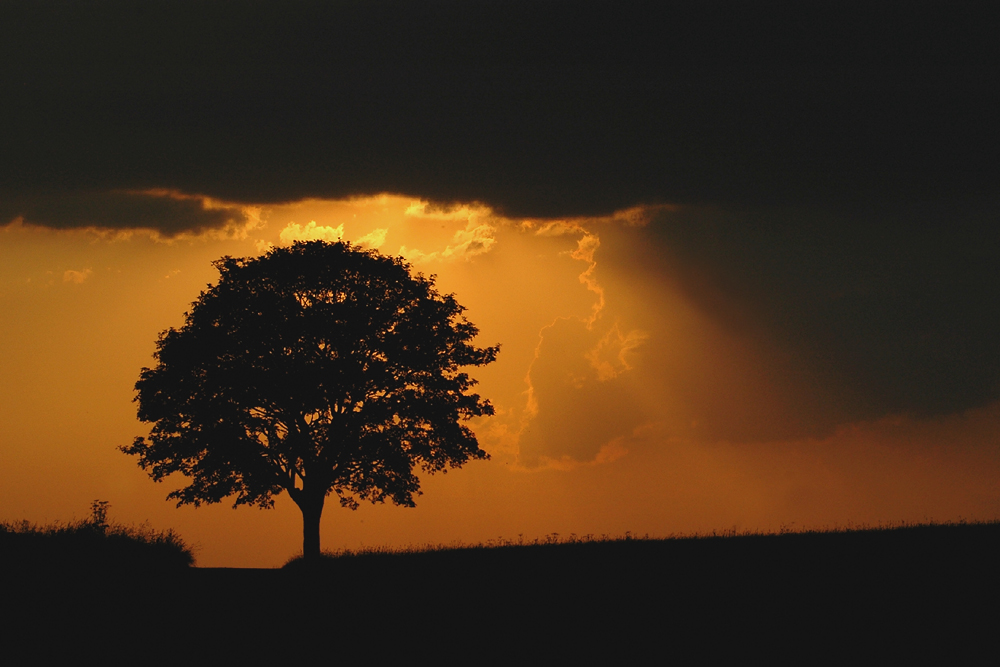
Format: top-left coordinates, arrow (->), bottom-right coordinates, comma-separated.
1,1 -> 999,567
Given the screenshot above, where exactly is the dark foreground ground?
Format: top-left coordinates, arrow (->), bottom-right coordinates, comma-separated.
4,523 -> 998,663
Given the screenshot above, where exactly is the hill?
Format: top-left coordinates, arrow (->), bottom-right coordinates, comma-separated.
5,522 -> 997,662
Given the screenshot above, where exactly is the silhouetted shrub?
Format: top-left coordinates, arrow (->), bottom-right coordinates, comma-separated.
0,501 -> 194,573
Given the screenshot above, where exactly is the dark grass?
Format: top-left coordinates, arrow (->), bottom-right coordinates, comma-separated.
283,519 -> 999,567
5,520 -> 998,662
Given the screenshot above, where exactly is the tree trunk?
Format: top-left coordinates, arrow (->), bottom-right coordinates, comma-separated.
299,496 -> 325,561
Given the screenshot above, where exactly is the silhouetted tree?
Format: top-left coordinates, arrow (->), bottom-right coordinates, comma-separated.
123,241 -> 498,559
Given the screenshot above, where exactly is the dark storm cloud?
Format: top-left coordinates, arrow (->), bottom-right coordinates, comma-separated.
2,1 -> 996,219
606,203 -> 1000,422
0,190 -> 247,234
2,1 -> 997,416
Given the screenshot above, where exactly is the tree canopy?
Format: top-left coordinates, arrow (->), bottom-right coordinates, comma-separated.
123,241 -> 498,558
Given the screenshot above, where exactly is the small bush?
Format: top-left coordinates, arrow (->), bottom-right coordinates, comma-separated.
0,500 -> 195,572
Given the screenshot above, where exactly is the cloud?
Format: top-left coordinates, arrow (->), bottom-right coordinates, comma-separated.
278,220 -> 344,245
355,227 -> 388,249
597,204 -> 1000,425
517,317 -> 650,469
586,324 -> 649,382
2,2 -> 995,222
399,215 -> 496,264
0,189 -> 251,237
557,402 -> 1000,534
508,219 -> 651,469
62,268 -> 92,284
569,231 -> 603,327
0,0 -> 996,435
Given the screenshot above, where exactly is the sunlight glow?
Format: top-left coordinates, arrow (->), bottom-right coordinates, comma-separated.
2,194 -> 998,567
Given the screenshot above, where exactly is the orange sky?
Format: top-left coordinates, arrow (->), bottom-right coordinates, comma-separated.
2,194 -> 999,567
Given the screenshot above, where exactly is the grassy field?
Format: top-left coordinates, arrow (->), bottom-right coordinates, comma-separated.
4,520 -> 998,662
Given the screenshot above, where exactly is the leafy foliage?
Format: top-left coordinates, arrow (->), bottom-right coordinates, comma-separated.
123,241 -> 497,554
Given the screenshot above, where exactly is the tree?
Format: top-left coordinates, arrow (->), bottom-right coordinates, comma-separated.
123,241 -> 498,559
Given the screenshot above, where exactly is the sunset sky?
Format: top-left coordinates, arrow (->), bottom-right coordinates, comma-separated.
2,1 -> 998,567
